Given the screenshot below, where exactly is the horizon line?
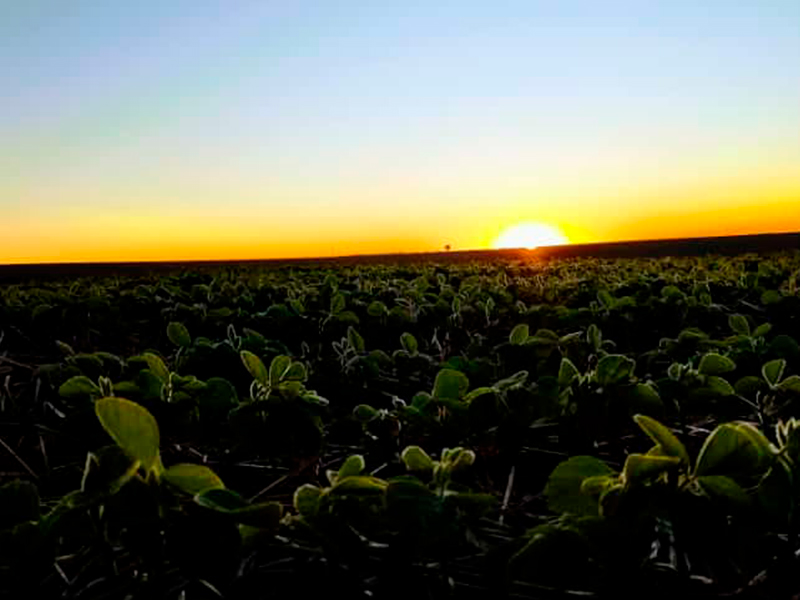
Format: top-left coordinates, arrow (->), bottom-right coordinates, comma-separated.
2,230 -> 799,269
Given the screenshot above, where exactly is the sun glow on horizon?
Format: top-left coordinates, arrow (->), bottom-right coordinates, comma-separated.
492,223 -> 570,249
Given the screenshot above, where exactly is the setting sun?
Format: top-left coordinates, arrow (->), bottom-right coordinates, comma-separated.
492,223 -> 570,249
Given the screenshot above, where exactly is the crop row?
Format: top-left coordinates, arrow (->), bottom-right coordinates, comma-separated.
1,253 -> 800,598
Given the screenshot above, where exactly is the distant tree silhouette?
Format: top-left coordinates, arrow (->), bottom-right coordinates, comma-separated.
444,244 -> 451,251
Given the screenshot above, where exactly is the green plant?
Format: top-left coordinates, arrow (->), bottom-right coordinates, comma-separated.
240,351 -> 327,406
557,353 -> 663,449
525,414 -> 779,590
735,359 -> 800,424
660,352 -> 739,409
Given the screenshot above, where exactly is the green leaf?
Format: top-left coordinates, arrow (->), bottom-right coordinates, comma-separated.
698,353 -> 736,376
240,350 -> 269,385
677,327 -> 707,341
526,328 -> 560,345
628,383 -> 663,415
661,285 -> 685,300
580,475 -> 617,496
293,484 -> 323,518
738,422 -> 776,456
208,307 -> 233,319
597,290 -> 614,308
353,404 -> 379,422
175,375 -> 206,392
545,456 -> 615,516
558,358 -> 580,387
337,310 -> 360,325
55,340 -> 76,356
368,349 -> 392,368
328,476 -> 388,496
385,476 -> 442,528
761,290 -> 782,305
59,375 -> 101,400
728,314 -> 751,336
559,331 -> 583,345
265,303 -> 291,319
367,300 -> 388,317
763,359 -> 786,387
401,446 -> 435,473
95,351 -> 124,368
330,293 -> 346,314
347,327 -> 365,354
95,397 -> 161,474
464,386 -> 495,403
141,352 -> 170,383
280,380 -> 305,400
411,392 -> 433,412
778,375 -> 800,394
198,377 -> 239,412
32,303 -> 52,320
753,323 -> 772,338
300,391 -> 327,406
166,322 -> 192,348
595,354 -> 635,386
509,324 -> 530,345
432,369 -> 469,400
135,370 -> 165,400
694,422 -> 775,478
622,454 -> 680,484
242,327 -> 266,341
68,353 -> 105,375
633,414 -> 689,465
269,355 -> 292,386
283,362 -> 307,382
193,488 -> 246,511
697,475 -> 751,509
163,464 -> 224,495
400,332 -> 418,354
706,376 -> 735,396
337,455 -> 366,480
442,447 -> 476,472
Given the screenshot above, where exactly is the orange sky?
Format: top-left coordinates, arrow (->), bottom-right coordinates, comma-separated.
4,170 -> 798,264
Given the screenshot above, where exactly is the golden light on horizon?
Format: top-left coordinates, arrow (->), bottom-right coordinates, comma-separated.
492,222 -> 570,249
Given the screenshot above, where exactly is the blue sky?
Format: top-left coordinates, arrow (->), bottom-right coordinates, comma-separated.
2,1 -> 799,262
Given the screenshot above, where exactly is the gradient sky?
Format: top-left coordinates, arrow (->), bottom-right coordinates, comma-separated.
2,1 -> 799,263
